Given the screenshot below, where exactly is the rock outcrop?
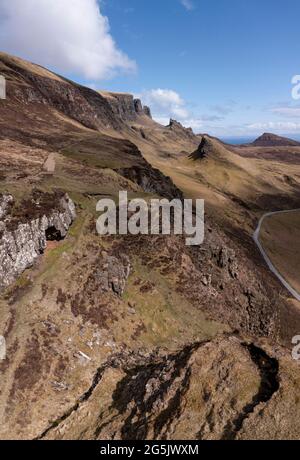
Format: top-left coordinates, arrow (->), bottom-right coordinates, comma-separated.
134,99 -> 152,119
143,106 -> 152,118
0,191 -> 76,292
189,136 -> 208,160
116,164 -> 183,201
86,252 -> 131,298
133,98 -> 143,114
99,91 -> 152,122
0,194 -> 13,220
167,119 -> 195,139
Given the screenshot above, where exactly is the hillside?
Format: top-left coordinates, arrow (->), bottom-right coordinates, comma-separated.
137,132 -> 300,234
98,91 -> 152,123
1,52 -> 300,440
253,132 -> 300,147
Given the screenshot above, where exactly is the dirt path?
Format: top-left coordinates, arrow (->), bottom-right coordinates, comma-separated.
253,209 -> 300,302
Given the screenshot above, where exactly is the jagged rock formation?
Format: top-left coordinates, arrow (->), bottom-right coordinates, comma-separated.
189,135 -> 236,161
143,106 -> 152,118
253,132 -> 300,147
189,136 -> 208,159
0,191 -> 76,292
133,98 -> 143,114
166,119 -> 195,140
134,99 -> 152,118
99,91 -> 152,122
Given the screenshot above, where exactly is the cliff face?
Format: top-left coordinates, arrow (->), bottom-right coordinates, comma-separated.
99,91 -> 152,122
116,163 -> 183,201
143,105 -> 152,118
0,192 -> 76,292
0,52 -> 124,131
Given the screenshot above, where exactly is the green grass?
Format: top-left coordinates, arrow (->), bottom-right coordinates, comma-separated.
123,257 -> 228,349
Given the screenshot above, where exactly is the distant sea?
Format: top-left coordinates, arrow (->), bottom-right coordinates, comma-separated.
220,134 -> 300,145
220,136 -> 256,145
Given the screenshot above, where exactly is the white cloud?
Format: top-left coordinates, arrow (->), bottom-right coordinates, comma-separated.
246,121 -> 300,132
271,107 -> 300,118
154,116 -> 204,132
0,0 -> 136,80
136,88 -> 240,134
180,0 -> 195,11
180,118 -> 204,131
210,101 -> 237,115
139,88 -> 226,133
141,89 -> 190,120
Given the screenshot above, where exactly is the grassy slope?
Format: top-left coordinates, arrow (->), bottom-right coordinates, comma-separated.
129,133 -> 300,233
259,211 -> 300,294
1,52 -> 300,438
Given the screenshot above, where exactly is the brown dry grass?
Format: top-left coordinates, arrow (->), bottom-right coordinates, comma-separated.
259,211 -> 300,294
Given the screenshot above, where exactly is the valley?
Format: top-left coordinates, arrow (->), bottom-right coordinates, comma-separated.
256,209 -> 300,299
0,51 -> 300,440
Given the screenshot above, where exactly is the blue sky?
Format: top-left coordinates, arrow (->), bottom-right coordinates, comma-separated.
100,0 -> 300,137
1,0 -> 300,137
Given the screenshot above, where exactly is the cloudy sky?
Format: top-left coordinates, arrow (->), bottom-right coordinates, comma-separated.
1,0 -> 300,138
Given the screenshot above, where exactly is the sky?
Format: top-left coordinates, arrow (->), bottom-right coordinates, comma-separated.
1,0 -> 300,138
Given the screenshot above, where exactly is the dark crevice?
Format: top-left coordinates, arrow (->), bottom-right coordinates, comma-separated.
222,343 -> 279,440
95,342 -> 205,440
34,339 -> 279,441
45,226 -> 63,241
34,355 -> 122,440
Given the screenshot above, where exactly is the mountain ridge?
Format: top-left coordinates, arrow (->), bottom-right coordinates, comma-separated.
1,51 -> 300,441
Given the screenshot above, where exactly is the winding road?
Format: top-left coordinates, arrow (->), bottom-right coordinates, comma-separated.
253,209 -> 300,302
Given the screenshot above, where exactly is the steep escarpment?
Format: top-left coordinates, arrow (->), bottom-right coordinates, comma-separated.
116,163 -> 184,201
0,191 -> 76,292
0,52 -> 124,131
99,91 -> 152,123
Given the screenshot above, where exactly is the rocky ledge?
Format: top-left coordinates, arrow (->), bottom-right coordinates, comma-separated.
0,191 -> 76,292
100,91 -> 152,122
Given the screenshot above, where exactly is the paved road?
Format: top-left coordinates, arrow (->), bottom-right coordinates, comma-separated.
253,209 -> 300,302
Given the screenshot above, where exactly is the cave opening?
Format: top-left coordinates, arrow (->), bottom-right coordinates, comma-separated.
45,226 -> 63,241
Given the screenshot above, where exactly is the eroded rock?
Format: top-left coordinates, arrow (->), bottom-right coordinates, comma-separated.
0,192 -> 76,291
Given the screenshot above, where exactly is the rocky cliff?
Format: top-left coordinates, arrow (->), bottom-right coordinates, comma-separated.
0,52 -> 124,131
99,91 -> 152,122
0,191 -> 76,292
